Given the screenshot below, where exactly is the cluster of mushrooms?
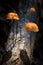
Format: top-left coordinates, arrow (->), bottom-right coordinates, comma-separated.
6,7 -> 39,33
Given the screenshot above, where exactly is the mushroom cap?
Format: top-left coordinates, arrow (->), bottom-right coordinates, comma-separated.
29,7 -> 36,12
6,12 -> 19,20
25,22 -> 39,32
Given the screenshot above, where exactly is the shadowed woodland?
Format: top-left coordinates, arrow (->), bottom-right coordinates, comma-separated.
0,0 -> 43,65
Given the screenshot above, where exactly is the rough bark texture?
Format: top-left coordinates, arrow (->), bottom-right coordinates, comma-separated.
0,0 -> 43,65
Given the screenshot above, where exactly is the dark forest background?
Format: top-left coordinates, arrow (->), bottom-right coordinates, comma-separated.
0,0 -> 43,65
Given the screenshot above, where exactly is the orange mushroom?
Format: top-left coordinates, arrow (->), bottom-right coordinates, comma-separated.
25,22 -> 39,32
6,12 -> 19,20
29,7 -> 36,12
